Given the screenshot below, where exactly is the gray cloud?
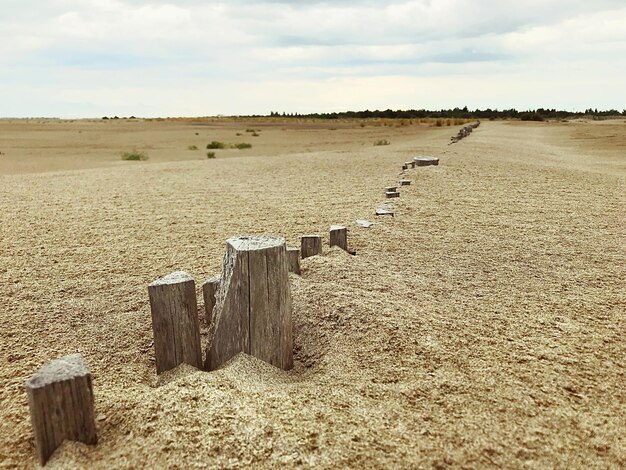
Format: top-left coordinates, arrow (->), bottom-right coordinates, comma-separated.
0,0 -> 625,116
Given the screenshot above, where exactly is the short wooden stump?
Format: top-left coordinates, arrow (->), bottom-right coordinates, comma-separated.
414,156 -> 439,166
26,354 -> 97,465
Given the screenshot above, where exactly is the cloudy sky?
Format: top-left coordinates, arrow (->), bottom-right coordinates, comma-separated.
1,0 -> 625,117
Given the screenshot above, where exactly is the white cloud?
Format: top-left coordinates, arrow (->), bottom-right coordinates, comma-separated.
0,0 -> 624,116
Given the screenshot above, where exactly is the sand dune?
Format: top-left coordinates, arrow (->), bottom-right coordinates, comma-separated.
0,118 -> 624,468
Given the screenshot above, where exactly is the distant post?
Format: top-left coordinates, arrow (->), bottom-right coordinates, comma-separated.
329,225 -> 348,252
287,247 -> 301,275
301,235 -> 322,259
202,276 -> 221,325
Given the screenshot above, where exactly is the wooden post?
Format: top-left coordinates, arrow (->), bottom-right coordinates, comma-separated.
26,354 -> 97,465
409,161 -> 416,168
206,236 -> 293,371
287,247 -> 301,275
400,179 -> 411,186
386,191 -> 400,198
376,206 -> 394,217
329,225 -> 348,252
414,156 -> 439,166
402,164 -> 408,170
202,276 -> 220,325
148,271 -> 202,374
301,235 -> 322,259
385,186 -> 397,193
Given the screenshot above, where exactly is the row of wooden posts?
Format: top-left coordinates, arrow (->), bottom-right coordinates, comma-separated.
24,148 -> 442,465
450,120 -> 480,144
25,227 -> 351,465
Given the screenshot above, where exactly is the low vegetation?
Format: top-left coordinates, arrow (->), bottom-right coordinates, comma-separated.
120,151 -> 148,161
374,139 -> 390,146
188,145 -> 198,150
207,152 -> 216,159
207,141 -> 227,149
206,141 -> 253,150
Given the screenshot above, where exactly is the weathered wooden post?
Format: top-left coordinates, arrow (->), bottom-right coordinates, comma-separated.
287,247 -> 301,275
376,205 -> 394,217
400,179 -> 411,186
148,271 -> 202,374
301,235 -> 322,259
402,164 -> 408,170
329,225 -> 348,252
385,186 -> 397,193
202,276 -> 220,325
386,190 -> 400,198
414,156 -> 439,166
26,354 -> 97,465
409,161 -> 416,168
206,236 -> 293,371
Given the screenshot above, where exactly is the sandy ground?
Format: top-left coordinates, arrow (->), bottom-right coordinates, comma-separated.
0,118 -> 624,469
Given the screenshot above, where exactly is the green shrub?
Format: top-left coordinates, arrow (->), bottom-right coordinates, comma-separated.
188,144 -> 198,150
121,151 -> 148,161
234,142 -> 252,149
207,141 -> 226,149
207,151 -> 216,158
374,139 -> 390,146
245,129 -> 255,133
236,132 -> 243,136
251,132 -> 259,137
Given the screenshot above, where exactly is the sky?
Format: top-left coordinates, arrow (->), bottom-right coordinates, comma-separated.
1,0 -> 625,118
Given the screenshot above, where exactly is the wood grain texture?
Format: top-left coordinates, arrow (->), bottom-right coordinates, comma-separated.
301,235 -> 322,259
400,180 -> 411,186
385,191 -> 400,198
206,236 -> 293,371
249,238 -> 293,370
329,225 -> 348,252
148,272 -> 202,374
202,276 -> 221,326
287,247 -> 301,275
205,244 -> 250,371
25,354 -> 97,465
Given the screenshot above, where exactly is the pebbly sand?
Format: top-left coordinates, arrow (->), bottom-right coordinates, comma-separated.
0,118 -> 624,468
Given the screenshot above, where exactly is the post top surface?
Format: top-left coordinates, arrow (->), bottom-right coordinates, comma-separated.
330,225 -> 346,231
413,156 -> 439,162
227,235 -> 285,251
26,353 -> 90,389
301,234 -> 321,239
286,247 -> 300,252
149,271 -> 193,287
203,276 -> 221,286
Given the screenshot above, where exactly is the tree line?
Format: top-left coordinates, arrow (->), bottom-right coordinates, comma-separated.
263,107 -> 625,121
